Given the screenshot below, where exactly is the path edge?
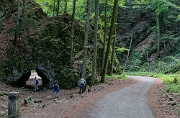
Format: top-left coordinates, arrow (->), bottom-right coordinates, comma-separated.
147,78 -> 163,118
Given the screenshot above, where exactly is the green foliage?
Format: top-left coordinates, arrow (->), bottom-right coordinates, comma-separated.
178,14 -> 180,20
0,0 -> 14,18
4,47 -> 34,77
7,16 -> 38,37
33,0 -> 124,24
127,51 -> 144,71
55,66 -> 78,89
126,72 -> 180,93
165,83 -> 180,93
138,56 -> 180,74
116,47 -> 129,54
4,14 -> 87,89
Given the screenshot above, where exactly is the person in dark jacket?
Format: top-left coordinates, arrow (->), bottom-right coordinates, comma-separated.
34,77 -> 39,92
52,80 -> 60,100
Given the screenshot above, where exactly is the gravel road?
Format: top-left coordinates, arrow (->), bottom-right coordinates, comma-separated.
88,76 -> 155,118
2,75 -> 178,118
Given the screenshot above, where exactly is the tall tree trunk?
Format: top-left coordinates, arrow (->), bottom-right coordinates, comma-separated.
82,0 -> 91,79
179,21 -> 180,36
57,0 -> 60,16
109,12 -> 118,75
64,0 -> 68,13
123,29 -> 133,72
14,0 -> 21,46
156,13 -> 160,57
101,0 -> 108,76
53,0 -> 56,17
164,13 -> 167,56
109,27 -> 116,75
70,0 -> 77,67
92,0 -> 99,86
101,0 -> 119,83
22,0 -> 25,17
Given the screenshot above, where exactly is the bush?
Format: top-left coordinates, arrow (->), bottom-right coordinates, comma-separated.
126,72 -> 180,93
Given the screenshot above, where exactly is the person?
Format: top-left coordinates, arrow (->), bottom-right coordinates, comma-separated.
78,78 -> 86,94
52,80 -> 60,100
34,77 -> 39,92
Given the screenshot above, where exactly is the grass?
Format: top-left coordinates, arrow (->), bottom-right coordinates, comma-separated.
126,72 -> 180,93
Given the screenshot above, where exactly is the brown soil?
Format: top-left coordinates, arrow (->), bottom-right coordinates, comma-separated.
148,78 -> 179,118
0,78 -> 179,118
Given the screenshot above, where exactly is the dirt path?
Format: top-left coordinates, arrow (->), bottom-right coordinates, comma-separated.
18,79 -> 136,118
72,76 -> 179,118
0,76 -> 179,118
83,76 -> 155,118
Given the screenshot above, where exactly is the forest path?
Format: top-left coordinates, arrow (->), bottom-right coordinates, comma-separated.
87,76 -> 155,118
15,76 -> 163,118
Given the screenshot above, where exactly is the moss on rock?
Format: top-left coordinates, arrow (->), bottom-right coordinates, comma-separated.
1,1 -> 122,89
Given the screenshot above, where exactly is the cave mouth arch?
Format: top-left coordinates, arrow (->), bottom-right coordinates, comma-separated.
15,68 -> 50,88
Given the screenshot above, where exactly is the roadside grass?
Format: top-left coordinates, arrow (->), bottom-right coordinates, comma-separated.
126,72 -> 180,93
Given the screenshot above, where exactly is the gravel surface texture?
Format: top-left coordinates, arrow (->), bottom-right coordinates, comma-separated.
17,79 -> 136,118
88,76 -> 155,118
0,76 -> 179,118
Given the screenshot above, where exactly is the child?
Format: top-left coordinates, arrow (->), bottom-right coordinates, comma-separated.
52,80 -> 60,100
34,77 -> 39,92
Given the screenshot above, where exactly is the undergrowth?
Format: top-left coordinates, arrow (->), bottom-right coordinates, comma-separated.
126,72 -> 180,93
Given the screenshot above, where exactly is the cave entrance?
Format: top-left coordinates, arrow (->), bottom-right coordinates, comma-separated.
14,68 -> 50,89
26,70 -> 42,87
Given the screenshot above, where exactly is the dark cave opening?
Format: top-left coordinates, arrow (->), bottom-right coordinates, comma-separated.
14,68 -> 50,88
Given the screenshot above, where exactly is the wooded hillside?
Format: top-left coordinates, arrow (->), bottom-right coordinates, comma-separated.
0,0 -> 179,89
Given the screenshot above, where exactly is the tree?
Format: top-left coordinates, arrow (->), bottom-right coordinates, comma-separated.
109,10 -> 118,75
109,26 -> 116,75
57,0 -> 60,16
150,0 -> 169,57
14,0 -> 21,46
53,0 -> 56,17
70,0 -> 77,67
22,0 -> 26,17
123,29 -> 133,72
101,0 -> 119,83
156,13 -> 160,57
101,0 -> 108,76
92,0 -> 99,85
64,0 -> 68,13
82,0 -> 91,79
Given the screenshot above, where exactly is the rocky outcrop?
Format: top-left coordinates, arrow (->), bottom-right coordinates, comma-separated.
0,1 -> 122,89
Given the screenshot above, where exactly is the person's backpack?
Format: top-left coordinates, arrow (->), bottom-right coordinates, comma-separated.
79,80 -> 85,86
53,83 -> 59,90
36,79 -> 39,84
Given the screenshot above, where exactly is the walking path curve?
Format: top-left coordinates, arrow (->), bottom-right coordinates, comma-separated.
88,76 -> 156,118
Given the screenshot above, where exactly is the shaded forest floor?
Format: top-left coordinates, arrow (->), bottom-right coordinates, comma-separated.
0,77 -> 179,118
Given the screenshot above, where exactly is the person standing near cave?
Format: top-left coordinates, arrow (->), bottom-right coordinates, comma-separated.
52,80 -> 60,100
34,77 -> 39,92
